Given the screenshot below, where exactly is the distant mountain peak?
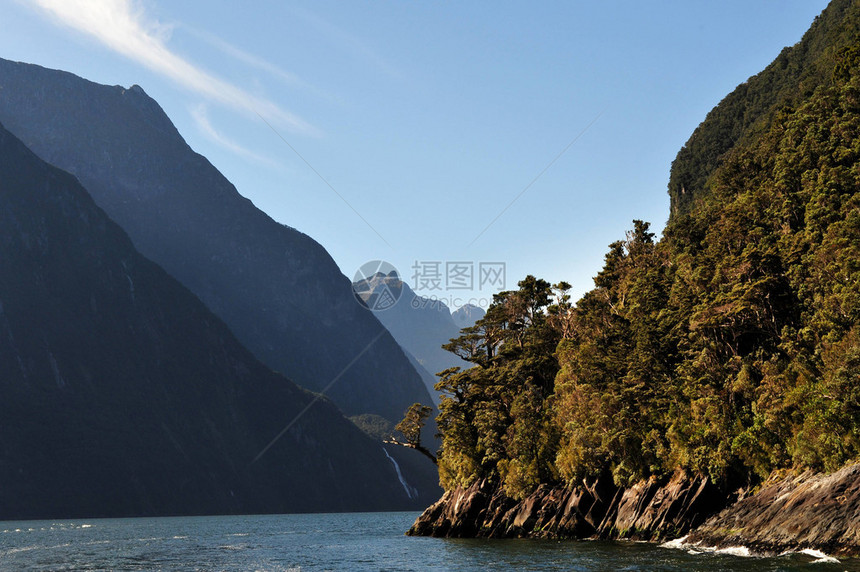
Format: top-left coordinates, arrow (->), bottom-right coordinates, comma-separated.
351,272 -> 471,404
451,303 -> 486,328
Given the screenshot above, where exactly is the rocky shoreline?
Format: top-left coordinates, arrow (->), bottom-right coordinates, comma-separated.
687,463 -> 860,557
408,464 -> 860,557
407,470 -> 730,540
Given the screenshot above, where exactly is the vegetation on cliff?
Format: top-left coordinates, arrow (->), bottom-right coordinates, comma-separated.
668,0 -> 860,216
421,0 -> 860,500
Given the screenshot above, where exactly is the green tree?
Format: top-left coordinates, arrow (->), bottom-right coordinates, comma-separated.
386,403 -> 437,465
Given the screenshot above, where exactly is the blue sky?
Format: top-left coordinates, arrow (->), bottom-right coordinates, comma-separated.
0,0 -> 830,310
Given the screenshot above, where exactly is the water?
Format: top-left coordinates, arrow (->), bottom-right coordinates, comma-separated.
0,512 -> 856,571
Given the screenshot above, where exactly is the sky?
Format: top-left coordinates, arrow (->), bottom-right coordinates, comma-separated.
0,0 -> 831,311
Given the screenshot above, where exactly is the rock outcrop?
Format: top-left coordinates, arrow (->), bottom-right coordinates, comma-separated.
686,463 -> 860,557
410,464 -> 860,557
408,471 -> 728,540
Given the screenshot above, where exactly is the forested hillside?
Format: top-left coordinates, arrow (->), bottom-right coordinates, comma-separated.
429,0 -> 860,500
669,0 -> 860,216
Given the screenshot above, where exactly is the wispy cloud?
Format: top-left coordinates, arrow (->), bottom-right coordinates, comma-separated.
180,24 -> 337,103
190,104 -> 281,168
29,0 -> 319,136
181,25 -> 303,88
291,5 -> 401,79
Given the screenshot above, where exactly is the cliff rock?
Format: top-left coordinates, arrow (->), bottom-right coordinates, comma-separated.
408,471 -> 727,540
686,463 -> 860,557
410,465 -> 860,558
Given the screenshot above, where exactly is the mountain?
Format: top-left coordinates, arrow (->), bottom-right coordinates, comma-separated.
668,0 -> 860,216
402,350 -> 442,407
0,121 -> 438,519
451,304 -> 486,328
353,272 -> 470,404
0,58 -> 433,429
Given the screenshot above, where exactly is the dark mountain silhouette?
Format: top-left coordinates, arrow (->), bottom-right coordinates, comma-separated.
0,58 -> 433,430
0,122 -> 437,519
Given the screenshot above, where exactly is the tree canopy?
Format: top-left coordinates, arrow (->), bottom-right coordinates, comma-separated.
427,18 -> 860,498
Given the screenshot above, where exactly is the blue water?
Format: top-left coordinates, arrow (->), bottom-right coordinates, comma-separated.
0,512 -> 855,571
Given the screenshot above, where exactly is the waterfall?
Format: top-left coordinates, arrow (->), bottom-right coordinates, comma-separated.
383,448 -> 418,500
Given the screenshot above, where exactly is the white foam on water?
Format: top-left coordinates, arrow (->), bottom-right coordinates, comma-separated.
800,548 -> 840,563
715,545 -> 753,557
658,535 -> 689,550
664,538 -> 842,564
3,545 -> 38,555
661,537 -> 761,559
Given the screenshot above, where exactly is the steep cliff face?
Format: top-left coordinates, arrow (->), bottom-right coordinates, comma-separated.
408,472 -> 728,541
686,463 -> 860,557
0,122 -> 432,518
0,58 -> 433,428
